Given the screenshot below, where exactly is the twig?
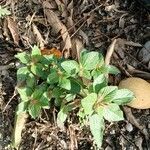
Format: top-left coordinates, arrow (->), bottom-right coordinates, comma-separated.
70,19 -> 87,38
127,67 -> 150,80
2,89 -> 17,112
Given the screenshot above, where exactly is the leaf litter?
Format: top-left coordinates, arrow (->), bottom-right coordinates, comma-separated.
0,0 -> 150,149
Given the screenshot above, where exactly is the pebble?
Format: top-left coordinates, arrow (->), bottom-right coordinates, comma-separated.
125,123 -> 133,132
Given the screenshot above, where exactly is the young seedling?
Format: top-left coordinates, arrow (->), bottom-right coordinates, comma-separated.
14,45 -> 134,149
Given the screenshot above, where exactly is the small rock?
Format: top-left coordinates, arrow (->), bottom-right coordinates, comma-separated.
138,41 -> 150,64
126,123 -> 133,132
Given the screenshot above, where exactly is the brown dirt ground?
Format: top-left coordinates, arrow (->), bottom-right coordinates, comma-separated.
0,0 -> 150,150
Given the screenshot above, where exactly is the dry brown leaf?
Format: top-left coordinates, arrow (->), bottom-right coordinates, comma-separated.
12,112 -> 28,149
79,30 -> 89,45
7,17 -> 19,45
105,39 -> 117,65
32,23 -> 45,48
43,1 -> 72,58
71,37 -> 84,60
41,47 -> 62,58
119,14 -> 128,29
3,18 -> 9,39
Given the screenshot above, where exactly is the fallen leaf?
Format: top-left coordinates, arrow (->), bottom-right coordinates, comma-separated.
71,37 -> 84,60
41,47 -> 62,58
79,30 -> 89,45
12,112 -> 28,149
32,23 -> 45,48
43,1 -> 72,58
7,17 -> 19,45
119,13 -> 128,29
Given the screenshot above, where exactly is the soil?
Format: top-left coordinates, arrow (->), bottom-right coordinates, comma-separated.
0,0 -> 150,150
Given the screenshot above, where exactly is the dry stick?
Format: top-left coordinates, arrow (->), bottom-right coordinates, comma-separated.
127,68 -> 150,80
2,89 -> 17,112
55,17 -> 85,41
70,19 -> 87,38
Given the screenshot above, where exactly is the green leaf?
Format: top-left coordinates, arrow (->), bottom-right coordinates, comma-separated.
96,106 -> 104,117
26,73 -> 36,88
93,65 -> 120,76
16,101 -> 28,115
17,87 -> 33,101
31,55 -> 43,63
28,103 -> 41,119
92,74 -> 107,93
40,55 -> 54,65
57,105 -> 72,128
17,67 -> 29,81
81,93 -> 97,115
31,45 -> 41,56
59,77 -> 71,90
30,63 -> 47,79
0,6 -> 11,18
103,103 -> 124,122
52,87 -> 64,98
91,69 -> 103,79
89,114 -> 105,148
61,60 -> 79,76
98,86 -> 118,102
79,69 -> 91,80
65,94 -> 76,102
80,50 -> 102,70
15,52 -> 30,64
31,83 -> 47,100
47,70 -> 59,84
78,109 -> 86,120
112,89 -> 134,105
43,54 -> 54,61
69,78 -> 81,94
54,98 -> 62,107
52,88 -> 64,106
39,92 -> 50,109
59,77 -> 81,93
107,65 -> 120,75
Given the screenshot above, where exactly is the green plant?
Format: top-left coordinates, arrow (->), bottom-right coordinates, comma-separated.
0,6 -> 10,18
15,46 -> 134,149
